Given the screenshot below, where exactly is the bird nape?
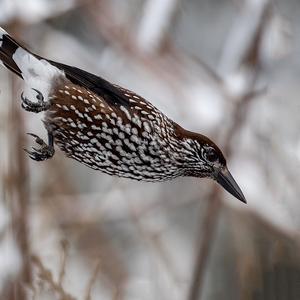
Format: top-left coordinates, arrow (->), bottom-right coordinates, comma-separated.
0,27 -> 246,203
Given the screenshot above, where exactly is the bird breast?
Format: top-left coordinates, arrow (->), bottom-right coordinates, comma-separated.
43,83 -> 183,181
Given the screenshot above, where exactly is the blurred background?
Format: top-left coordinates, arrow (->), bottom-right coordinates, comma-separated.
0,0 -> 300,299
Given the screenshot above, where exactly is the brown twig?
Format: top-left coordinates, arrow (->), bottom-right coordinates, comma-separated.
187,187 -> 221,300
31,255 -> 76,300
58,239 -> 70,287
2,72 -> 31,300
84,259 -> 101,300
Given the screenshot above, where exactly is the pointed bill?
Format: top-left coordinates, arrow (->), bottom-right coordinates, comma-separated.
216,167 -> 246,203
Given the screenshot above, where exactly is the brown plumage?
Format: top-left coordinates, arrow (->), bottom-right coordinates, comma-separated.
0,27 -> 246,203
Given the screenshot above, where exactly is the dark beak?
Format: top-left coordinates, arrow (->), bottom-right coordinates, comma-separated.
216,167 -> 246,203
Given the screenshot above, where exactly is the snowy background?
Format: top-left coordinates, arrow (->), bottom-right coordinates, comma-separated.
0,0 -> 299,299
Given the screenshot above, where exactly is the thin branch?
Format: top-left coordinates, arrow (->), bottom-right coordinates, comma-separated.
58,239 -> 70,286
84,259 -> 101,300
187,188 -> 221,300
31,255 -> 76,300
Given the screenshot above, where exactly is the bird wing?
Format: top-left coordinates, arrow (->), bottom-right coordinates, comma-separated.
47,60 -> 131,108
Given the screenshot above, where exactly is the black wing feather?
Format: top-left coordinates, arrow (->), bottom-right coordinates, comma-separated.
47,60 -> 130,108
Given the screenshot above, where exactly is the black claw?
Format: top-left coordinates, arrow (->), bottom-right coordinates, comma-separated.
27,133 -> 38,138
32,88 -> 44,101
20,89 -> 49,113
25,133 -> 55,162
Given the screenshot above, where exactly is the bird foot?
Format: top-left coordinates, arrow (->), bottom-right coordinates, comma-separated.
21,88 -> 50,113
24,133 -> 54,161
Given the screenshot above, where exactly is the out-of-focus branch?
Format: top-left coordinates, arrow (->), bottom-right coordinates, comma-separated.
187,187 -> 221,300
58,239 -> 69,287
85,0 -> 219,103
1,75 -> 31,299
136,0 -> 181,54
84,259 -> 101,300
188,1 -> 271,300
31,255 -> 76,300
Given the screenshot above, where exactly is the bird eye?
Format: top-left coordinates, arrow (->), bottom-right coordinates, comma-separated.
205,148 -> 218,163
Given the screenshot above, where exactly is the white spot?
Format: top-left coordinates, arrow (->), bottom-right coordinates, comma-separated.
102,127 -> 112,135
75,110 -> 84,118
84,114 -> 93,122
84,99 -> 89,104
142,131 -> 149,138
71,95 -> 77,100
113,128 -> 119,135
131,135 -> 140,144
120,106 -> 132,121
132,128 -> 138,135
124,139 -> 136,151
64,90 -> 70,95
125,126 -> 131,135
90,138 -> 98,144
105,143 -> 112,149
62,105 -> 69,111
143,122 -> 151,133
132,115 -> 142,128
94,114 -> 102,120
91,125 -> 101,130
78,96 -> 83,101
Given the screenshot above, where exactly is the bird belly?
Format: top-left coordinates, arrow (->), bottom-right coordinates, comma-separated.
43,84 -> 181,181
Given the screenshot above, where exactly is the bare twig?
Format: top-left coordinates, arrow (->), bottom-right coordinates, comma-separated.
136,0 -> 181,54
187,188 -> 221,300
2,70 -> 31,299
84,259 -> 101,300
58,239 -> 70,286
31,255 -> 76,300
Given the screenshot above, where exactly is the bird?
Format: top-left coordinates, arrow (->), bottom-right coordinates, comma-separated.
0,27 -> 246,203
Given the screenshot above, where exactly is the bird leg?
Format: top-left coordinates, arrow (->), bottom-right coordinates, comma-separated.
24,132 -> 55,161
21,88 -> 51,113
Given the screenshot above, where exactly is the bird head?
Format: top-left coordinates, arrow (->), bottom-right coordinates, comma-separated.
177,128 -> 246,203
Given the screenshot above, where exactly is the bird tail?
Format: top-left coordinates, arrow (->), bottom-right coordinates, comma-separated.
0,27 -> 65,99
0,27 -> 25,78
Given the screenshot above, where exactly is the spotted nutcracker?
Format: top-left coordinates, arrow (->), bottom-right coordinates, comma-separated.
0,27 -> 246,203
